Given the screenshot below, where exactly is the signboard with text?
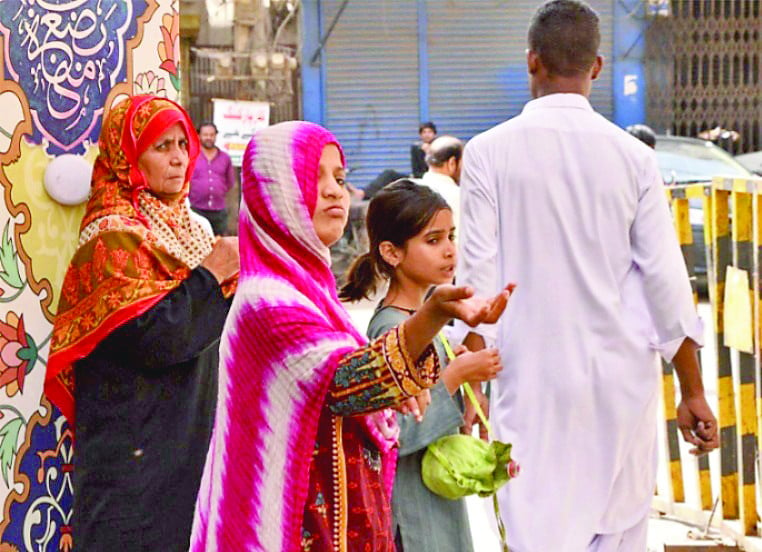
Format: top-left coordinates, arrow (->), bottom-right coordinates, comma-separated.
212,98 -> 270,167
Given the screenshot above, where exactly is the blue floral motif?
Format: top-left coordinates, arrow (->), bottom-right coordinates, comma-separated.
0,0 -> 148,154
333,351 -> 375,389
331,385 -> 392,416
1,406 -> 73,551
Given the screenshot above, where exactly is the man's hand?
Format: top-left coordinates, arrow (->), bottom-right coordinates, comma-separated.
461,386 -> 490,441
676,394 -> 719,455
672,338 -> 719,456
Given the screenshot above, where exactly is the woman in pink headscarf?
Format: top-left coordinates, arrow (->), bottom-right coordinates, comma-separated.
190,121 -> 510,551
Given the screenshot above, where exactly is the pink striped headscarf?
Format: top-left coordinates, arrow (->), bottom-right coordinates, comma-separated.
190,121 -> 397,551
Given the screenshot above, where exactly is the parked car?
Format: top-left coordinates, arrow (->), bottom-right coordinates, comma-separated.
654,135 -> 754,293
736,150 -> 762,176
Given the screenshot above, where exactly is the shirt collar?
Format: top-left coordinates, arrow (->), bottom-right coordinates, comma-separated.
422,171 -> 456,186
522,93 -> 593,114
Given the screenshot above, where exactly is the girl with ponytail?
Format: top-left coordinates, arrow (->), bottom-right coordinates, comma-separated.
343,179 -> 510,552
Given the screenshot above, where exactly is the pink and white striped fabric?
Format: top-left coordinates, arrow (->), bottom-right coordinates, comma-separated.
190,121 -> 396,551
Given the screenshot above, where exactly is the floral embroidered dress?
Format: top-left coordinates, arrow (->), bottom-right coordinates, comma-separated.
301,327 -> 439,552
45,96 -> 236,550
190,121 -> 441,552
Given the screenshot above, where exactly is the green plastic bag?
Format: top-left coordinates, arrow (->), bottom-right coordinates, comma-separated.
429,334 -> 520,551
422,434 -> 516,500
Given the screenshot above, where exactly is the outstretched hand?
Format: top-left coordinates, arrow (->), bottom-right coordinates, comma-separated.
430,283 -> 516,327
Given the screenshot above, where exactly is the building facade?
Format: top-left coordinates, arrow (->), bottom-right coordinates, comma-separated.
301,0 -> 621,188
646,0 -> 761,155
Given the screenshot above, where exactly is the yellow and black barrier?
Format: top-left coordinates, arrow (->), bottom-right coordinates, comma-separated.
662,183 -> 714,510
656,177 -> 762,546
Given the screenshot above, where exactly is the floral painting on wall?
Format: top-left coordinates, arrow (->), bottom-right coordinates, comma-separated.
0,0 -> 180,547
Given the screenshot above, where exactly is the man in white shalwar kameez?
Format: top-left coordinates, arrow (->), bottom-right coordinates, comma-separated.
420,136 -> 464,231
456,1 -> 719,551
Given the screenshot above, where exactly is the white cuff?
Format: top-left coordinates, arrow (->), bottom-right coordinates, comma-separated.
651,315 -> 704,363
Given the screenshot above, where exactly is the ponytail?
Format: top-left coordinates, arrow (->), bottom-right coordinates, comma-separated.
339,252 -> 378,302
339,179 -> 449,302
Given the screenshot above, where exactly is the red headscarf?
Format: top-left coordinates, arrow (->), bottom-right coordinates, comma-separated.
46,95 -> 230,425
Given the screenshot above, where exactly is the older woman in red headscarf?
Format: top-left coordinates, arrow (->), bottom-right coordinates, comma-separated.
45,95 -> 239,550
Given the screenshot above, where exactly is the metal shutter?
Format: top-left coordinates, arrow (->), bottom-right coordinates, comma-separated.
320,0 -> 420,187
426,0 -> 614,141
318,0 -> 614,186
587,0 -> 614,119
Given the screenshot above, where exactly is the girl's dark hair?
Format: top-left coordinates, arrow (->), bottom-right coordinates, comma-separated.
339,179 -> 450,302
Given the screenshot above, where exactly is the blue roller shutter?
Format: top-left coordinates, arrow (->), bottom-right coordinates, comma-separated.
315,0 -> 614,187
587,0 -> 614,118
320,0 -> 420,187
426,0 -> 614,140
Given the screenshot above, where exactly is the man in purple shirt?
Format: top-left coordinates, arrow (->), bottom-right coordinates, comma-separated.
189,122 -> 237,235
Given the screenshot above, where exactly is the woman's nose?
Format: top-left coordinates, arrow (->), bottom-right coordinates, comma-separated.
170,147 -> 186,164
324,178 -> 343,197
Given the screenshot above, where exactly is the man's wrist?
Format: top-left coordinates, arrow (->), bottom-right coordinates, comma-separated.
463,332 -> 486,351
680,386 -> 705,401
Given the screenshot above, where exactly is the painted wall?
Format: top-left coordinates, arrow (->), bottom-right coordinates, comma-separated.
0,0 -> 180,548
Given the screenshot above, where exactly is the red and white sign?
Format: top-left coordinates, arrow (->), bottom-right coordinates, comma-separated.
212,98 -> 270,167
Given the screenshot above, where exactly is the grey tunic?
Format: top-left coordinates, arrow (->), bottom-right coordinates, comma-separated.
367,306 -> 474,552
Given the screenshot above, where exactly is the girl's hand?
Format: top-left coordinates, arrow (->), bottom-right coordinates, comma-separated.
428,283 -> 515,327
395,390 -> 431,422
442,348 -> 502,394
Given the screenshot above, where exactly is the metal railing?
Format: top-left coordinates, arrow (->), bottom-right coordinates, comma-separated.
187,46 -> 299,127
655,177 -> 762,548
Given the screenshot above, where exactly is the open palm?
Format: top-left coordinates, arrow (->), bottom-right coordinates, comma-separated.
431,283 -> 515,326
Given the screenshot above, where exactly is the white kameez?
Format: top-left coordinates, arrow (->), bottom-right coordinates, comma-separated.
420,170 -> 461,232
456,93 -> 703,552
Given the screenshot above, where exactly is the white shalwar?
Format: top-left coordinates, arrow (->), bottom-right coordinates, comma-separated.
456,93 -> 703,552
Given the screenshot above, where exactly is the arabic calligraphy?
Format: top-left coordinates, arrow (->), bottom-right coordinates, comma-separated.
0,0 -> 146,154
220,102 -> 269,128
